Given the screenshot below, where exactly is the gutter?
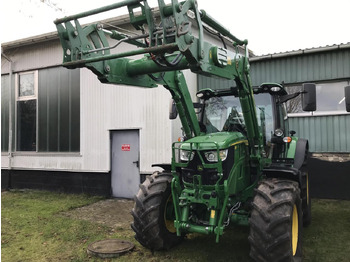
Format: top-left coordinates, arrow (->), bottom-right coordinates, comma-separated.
1,13 -> 133,50
249,42 -> 350,62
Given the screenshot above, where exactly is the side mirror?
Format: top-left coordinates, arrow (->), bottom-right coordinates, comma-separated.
301,83 -> 316,111
169,99 -> 178,119
345,86 -> 350,112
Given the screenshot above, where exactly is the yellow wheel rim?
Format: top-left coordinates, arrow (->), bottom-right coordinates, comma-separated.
306,173 -> 309,205
292,204 -> 299,256
164,195 -> 176,233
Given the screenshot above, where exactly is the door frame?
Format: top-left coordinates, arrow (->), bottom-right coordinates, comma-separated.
109,128 -> 142,197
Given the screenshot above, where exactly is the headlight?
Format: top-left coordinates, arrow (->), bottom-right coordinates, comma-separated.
204,149 -> 228,162
180,150 -> 195,161
274,128 -> 284,137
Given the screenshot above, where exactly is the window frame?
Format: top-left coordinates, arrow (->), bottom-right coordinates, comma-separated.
16,71 -> 38,101
15,70 -> 38,152
286,80 -> 350,117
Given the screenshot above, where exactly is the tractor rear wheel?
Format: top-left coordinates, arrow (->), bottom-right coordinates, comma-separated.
301,170 -> 311,226
131,171 -> 183,250
249,178 -> 302,262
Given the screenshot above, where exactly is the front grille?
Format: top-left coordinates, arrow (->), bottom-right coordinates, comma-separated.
182,167 -> 221,185
178,146 -> 235,186
180,151 -> 231,185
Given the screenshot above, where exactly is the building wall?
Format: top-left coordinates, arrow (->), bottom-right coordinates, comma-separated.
196,45 -> 350,153
1,30 -> 198,175
1,39 -> 62,74
79,67 -> 174,173
250,46 -> 350,153
289,114 -> 350,153
249,46 -> 350,86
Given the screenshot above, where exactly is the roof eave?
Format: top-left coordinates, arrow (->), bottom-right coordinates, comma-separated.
249,42 -> 350,62
1,13 -> 133,50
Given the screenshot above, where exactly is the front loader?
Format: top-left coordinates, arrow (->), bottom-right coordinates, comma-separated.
54,1 -> 316,260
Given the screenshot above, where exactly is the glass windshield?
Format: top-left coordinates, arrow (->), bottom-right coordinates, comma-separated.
202,93 -> 273,142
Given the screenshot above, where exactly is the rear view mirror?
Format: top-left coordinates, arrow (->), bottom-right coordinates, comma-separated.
345,86 -> 350,112
169,99 -> 178,119
301,83 -> 316,111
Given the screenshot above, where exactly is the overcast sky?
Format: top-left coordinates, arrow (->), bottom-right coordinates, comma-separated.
1,0 -> 349,55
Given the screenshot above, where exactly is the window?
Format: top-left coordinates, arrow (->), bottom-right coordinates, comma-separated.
255,94 -> 274,144
201,93 -> 274,144
286,80 -> 350,115
1,75 -> 10,152
11,67 -> 80,153
315,81 -> 349,112
16,71 -> 38,151
37,67 -> 80,152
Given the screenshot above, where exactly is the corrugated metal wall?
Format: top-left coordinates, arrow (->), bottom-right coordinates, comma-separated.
80,68 -> 173,173
289,115 -> 350,152
198,46 -> 350,153
250,47 -> 350,86
198,75 -> 235,90
250,47 -> 350,153
1,40 -> 62,74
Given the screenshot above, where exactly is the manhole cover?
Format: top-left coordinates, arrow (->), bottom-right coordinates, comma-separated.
87,239 -> 135,258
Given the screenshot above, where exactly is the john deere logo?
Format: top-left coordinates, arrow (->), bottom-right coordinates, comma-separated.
197,165 -> 203,172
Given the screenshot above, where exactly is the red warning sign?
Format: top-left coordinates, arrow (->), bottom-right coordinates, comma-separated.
121,144 -> 130,151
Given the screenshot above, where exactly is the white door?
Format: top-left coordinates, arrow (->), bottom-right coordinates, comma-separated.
111,130 -> 140,198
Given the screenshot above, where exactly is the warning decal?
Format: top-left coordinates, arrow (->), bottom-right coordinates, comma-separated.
121,144 -> 130,151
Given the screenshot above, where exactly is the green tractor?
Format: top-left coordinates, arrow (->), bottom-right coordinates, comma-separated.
132,83 -> 314,260
55,0 -> 315,260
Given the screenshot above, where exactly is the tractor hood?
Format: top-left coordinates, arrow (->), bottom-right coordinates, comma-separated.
181,132 -> 247,151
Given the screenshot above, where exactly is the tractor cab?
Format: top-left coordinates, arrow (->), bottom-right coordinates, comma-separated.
196,83 -> 316,161
197,84 -> 281,156
197,86 -> 275,151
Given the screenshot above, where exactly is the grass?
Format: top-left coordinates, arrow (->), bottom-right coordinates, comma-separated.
2,190 -> 350,262
1,190 -> 107,262
302,199 -> 350,262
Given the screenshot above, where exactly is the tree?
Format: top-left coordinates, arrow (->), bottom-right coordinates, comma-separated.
285,86 -> 302,113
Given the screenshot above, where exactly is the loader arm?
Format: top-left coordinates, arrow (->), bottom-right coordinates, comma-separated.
54,0 -> 262,156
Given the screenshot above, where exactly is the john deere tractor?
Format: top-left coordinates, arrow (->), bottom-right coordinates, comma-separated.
55,0 -> 315,260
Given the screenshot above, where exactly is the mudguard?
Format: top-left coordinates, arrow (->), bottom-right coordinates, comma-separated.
263,165 -> 301,184
293,138 -> 309,170
152,163 -> 172,172
263,138 -> 309,186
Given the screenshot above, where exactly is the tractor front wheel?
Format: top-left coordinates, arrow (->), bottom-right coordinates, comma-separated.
249,178 -> 302,262
131,171 -> 183,250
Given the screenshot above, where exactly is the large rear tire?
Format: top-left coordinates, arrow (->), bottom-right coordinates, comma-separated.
301,170 -> 311,226
296,140 -> 311,226
131,171 -> 183,251
249,179 -> 303,262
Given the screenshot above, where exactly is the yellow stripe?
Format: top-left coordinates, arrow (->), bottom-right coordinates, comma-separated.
230,140 -> 248,147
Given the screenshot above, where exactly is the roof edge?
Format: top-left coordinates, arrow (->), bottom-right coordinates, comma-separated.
1,13 -> 133,50
249,42 -> 350,62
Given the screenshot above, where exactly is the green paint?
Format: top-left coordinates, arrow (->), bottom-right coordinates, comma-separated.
55,0 -> 305,245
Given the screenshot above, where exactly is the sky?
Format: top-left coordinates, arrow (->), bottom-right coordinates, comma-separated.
1,0 -> 350,55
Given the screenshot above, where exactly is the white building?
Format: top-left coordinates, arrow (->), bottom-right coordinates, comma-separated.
1,14 -> 230,197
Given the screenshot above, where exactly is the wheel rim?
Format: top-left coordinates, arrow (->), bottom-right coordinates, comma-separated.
164,195 -> 176,233
306,173 -> 310,205
292,204 -> 299,256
